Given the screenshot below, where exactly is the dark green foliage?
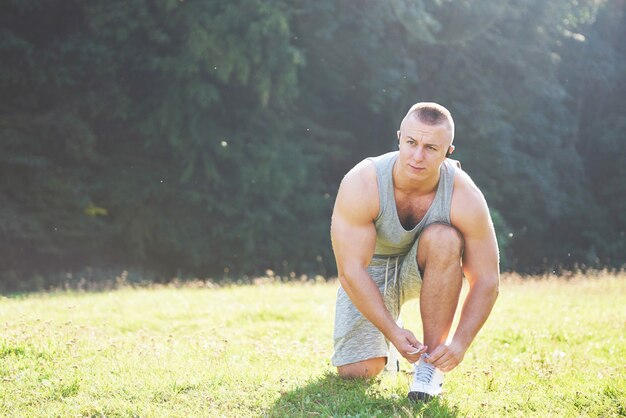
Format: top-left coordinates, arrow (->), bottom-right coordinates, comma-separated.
0,0 -> 624,290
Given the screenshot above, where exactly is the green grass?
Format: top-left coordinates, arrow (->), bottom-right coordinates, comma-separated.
1,273 -> 625,417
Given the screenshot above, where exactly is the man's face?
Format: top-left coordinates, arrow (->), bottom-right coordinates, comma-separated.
396,117 -> 453,182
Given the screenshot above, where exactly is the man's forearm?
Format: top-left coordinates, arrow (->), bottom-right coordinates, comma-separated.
339,269 -> 399,340
451,279 -> 499,350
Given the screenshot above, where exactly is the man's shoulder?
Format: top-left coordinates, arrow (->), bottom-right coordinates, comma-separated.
346,151 -> 397,182
342,158 -> 377,197
452,165 -> 482,197
450,166 -> 490,226
335,158 -> 380,222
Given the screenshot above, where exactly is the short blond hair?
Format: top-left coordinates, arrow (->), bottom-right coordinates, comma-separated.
403,102 -> 455,142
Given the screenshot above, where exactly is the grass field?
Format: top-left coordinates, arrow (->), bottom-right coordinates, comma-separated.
1,272 -> 625,417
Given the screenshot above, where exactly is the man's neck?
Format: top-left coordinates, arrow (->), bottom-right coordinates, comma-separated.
392,163 -> 441,196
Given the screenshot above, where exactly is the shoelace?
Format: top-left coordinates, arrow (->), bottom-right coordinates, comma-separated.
415,359 -> 436,383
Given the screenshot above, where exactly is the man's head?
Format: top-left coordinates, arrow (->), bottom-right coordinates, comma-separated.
395,102 -> 455,182
399,102 -> 455,152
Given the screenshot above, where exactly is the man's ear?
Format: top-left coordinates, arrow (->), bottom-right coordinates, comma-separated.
397,130 -> 401,147
445,145 -> 455,158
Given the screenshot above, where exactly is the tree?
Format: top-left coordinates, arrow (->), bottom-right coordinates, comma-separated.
1,0 -> 624,290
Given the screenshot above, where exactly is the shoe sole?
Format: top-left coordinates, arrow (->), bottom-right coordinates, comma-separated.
408,391 -> 432,402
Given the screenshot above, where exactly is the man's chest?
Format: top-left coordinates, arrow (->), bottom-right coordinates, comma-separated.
394,191 -> 436,230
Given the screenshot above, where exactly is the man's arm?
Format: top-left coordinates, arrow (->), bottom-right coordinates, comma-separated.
331,162 -> 425,362
426,171 -> 500,371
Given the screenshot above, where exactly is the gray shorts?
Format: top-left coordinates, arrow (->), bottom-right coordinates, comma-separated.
331,237 -> 422,367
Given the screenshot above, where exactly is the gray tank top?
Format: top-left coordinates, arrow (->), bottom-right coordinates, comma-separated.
367,151 -> 457,258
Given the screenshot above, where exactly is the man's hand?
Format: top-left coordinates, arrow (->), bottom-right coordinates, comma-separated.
424,340 -> 466,372
390,328 -> 427,364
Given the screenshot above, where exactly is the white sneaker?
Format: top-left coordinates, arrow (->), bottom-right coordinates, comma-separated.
408,356 -> 444,401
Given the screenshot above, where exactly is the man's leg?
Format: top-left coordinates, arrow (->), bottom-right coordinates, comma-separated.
333,296 -> 390,379
407,223 -> 463,401
337,357 -> 386,378
333,259 -> 403,379
417,223 -> 464,351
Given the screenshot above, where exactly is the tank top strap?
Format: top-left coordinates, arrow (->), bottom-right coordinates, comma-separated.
426,159 -> 457,224
366,152 -> 398,222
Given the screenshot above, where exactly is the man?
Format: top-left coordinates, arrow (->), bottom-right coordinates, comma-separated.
330,102 -> 499,401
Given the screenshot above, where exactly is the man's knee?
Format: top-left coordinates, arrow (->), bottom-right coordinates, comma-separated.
418,223 -> 464,265
337,357 -> 386,379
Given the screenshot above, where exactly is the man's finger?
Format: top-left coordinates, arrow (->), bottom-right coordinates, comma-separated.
440,360 -> 459,373
425,345 -> 446,363
430,355 -> 447,367
405,333 -> 422,349
407,344 -> 427,355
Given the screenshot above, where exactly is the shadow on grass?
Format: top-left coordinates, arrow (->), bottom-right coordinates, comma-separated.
264,371 -> 459,417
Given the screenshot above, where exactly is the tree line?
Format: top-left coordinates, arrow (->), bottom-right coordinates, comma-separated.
1,0 -> 624,291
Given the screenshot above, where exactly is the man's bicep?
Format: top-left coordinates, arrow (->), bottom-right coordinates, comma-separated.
463,204 -> 499,282
451,183 -> 499,283
330,177 -> 377,274
331,213 -> 376,274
